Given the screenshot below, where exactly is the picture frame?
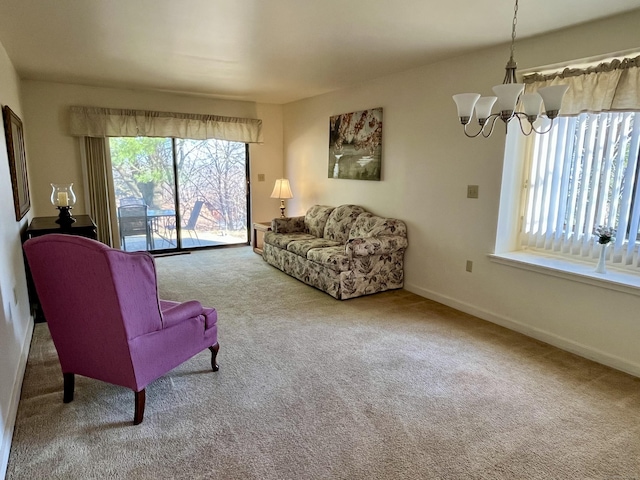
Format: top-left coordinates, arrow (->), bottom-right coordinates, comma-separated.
328,107 -> 383,181
3,105 -> 30,221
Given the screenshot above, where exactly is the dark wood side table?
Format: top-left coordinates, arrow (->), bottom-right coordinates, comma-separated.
26,214 -> 98,322
252,221 -> 271,255
27,214 -> 98,240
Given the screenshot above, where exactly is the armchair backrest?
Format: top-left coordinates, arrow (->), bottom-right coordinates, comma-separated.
23,234 -> 164,386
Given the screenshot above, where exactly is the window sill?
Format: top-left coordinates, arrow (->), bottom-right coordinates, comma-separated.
489,251 -> 640,297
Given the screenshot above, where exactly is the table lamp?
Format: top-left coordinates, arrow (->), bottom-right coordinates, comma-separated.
270,179 -> 293,218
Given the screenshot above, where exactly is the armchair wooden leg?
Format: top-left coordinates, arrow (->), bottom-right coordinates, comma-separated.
209,343 -> 220,372
63,373 -> 74,403
134,389 -> 146,425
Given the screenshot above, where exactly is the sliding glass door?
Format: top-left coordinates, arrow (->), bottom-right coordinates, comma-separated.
109,137 -> 249,252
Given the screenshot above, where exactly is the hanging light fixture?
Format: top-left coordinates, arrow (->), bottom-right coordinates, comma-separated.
452,0 -> 568,138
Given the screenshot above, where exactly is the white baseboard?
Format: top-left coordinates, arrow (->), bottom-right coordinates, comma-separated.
404,283 -> 640,378
1,319 -> 34,480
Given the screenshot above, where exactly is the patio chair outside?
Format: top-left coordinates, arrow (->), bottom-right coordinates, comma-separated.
118,204 -> 152,250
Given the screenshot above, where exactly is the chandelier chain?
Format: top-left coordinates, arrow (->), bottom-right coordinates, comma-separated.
510,0 -> 518,61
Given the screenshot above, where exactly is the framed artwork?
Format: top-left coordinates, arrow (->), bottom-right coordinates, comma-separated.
3,105 -> 30,221
329,107 -> 383,181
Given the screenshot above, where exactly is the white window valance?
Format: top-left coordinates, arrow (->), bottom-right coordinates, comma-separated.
523,55 -> 640,115
69,106 -> 263,143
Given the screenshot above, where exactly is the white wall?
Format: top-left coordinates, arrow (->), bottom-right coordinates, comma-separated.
0,41 -> 34,479
20,81 -> 284,224
282,11 -> 640,375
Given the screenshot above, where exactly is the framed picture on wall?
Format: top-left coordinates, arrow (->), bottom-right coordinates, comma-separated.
328,107 -> 383,181
3,105 -> 30,221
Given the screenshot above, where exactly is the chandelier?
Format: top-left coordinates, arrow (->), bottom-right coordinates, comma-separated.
452,0 -> 568,138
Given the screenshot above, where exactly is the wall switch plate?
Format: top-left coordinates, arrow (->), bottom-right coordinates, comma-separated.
257,173 -> 265,182
466,260 -> 473,272
467,185 -> 479,199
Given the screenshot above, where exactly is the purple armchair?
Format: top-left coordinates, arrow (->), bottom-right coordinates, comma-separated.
23,234 -> 219,425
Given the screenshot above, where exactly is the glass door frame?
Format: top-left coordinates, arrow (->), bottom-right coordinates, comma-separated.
107,138 -> 252,254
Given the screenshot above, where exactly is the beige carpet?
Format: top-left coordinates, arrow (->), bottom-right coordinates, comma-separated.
7,246 -> 640,479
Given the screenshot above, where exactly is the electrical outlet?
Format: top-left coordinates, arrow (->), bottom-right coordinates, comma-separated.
467,185 -> 479,199
466,260 -> 473,272
257,173 -> 265,182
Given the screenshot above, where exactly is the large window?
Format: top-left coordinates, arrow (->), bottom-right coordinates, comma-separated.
520,111 -> 640,270
495,54 -> 640,277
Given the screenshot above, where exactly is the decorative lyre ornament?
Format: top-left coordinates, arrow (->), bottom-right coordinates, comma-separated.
452,0 -> 568,138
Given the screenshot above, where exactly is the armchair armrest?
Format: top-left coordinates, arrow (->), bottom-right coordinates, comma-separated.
271,215 -> 306,234
346,235 -> 408,257
160,300 -> 204,329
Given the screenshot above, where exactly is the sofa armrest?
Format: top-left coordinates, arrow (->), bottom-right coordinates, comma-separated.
272,216 -> 306,234
346,235 -> 408,257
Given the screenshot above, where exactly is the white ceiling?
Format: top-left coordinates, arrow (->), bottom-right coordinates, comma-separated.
0,0 -> 639,104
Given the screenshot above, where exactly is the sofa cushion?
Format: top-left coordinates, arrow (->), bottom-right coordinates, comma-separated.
287,238 -> 341,257
264,232 -> 316,249
307,246 -> 351,273
348,212 -> 408,239
304,205 -> 335,238
272,216 -> 305,234
323,205 -> 366,244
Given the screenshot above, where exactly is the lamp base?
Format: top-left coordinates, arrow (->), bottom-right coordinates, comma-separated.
279,200 -> 286,218
55,206 -> 76,225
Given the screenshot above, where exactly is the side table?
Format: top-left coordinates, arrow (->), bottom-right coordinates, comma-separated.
27,214 -> 98,240
26,214 -> 98,322
252,221 -> 271,255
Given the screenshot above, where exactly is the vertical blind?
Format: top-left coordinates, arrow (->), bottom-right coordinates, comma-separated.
521,111 -> 640,268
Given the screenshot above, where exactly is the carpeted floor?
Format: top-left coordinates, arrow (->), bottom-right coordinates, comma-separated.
7,246 -> 640,479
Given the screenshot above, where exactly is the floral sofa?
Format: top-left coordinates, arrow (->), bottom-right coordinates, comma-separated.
262,204 -> 408,300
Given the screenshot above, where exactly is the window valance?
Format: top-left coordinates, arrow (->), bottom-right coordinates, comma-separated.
69,106 -> 263,143
523,55 -> 640,115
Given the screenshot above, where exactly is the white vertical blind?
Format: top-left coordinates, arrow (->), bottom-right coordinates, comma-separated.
521,112 -> 640,270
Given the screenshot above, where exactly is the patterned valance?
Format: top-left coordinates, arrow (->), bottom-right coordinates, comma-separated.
523,55 -> 640,115
69,106 -> 263,143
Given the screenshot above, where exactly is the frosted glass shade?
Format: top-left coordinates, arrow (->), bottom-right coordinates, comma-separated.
538,85 -> 569,114
453,93 -> 481,119
474,96 -> 497,120
521,92 -> 543,117
492,83 -> 525,112
270,178 -> 293,199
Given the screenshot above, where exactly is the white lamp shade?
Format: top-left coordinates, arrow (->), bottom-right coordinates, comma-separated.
270,178 -> 293,199
474,96 -> 497,120
521,92 -> 543,117
492,83 -> 525,112
452,93 -> 481,119
538,84 -> 569,113
532,115 -> 552,131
